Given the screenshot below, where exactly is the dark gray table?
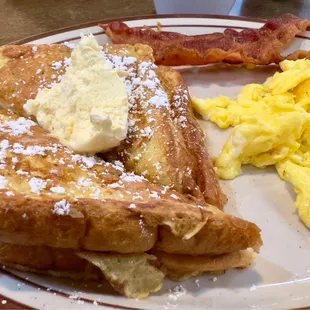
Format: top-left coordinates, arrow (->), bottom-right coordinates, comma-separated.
1,0 -> 309,45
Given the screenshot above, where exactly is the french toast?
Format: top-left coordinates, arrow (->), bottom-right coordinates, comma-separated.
0,110 -> 262,297
0,242 -> 255,282
0,42 -> 227,209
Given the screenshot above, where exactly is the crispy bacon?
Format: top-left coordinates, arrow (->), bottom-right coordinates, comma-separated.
100,14 -> 310,66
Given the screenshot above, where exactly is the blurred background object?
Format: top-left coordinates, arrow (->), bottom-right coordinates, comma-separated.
154,0 -> 235,15
230,0 -> 304,18
0,0 -> 308,45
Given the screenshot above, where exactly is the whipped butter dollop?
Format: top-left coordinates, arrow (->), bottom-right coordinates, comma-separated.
24,35 -> 128,154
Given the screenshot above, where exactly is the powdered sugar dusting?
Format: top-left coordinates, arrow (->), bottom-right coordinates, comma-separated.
168,285 -> 188,300
51,61 -> 62,70
16,170 -> 29,175
52,199 -> 71,215
50,186 -> 66,194
121,172 -> 146,183
149,191 -> 160,199
91,187 -> 101,199
108,182 -> 122,189
140,126 -> 153,138
12,143 -> 58,156
28,177 -> 47,194
77,178 -> 93,187
0,176 -> 8,189
62,41 -> 76,49
68,291 -> 82,300
249,284 -> 257,291
71,154 -> 97,169
0,139 -> 9,169
195,279 -> 200,288
100,47 -> 170,150
0,117 -> 35,136
172,88 -> 190,130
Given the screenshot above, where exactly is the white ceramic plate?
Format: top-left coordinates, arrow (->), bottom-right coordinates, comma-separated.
1,14 -> 310,310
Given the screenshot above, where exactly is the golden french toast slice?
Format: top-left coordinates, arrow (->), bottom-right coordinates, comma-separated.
0,110 -> 262,297
0,110 -> 261,254
156,66 -> 228,209
0,242 -> 256,285
0,42 -> 226,209
103,44 -> 226,209
0,110 -> 262,253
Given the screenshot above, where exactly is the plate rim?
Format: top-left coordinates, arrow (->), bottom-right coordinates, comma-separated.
0,292 -> 33,309
8,13 -> 269,45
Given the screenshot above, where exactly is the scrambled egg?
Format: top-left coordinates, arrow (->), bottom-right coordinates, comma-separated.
276,127 -> 310,227
192,59 -> 310,228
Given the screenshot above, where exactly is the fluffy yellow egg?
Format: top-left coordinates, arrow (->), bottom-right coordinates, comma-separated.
192,84 -> 265,129
292,79 -> 310,110
277,157 -> 310,228
192,59 -> 310,227
216,109 -> 310,179
264,60 -> 310,95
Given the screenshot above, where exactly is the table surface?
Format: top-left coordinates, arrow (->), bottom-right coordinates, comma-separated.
1,0 -> 310,45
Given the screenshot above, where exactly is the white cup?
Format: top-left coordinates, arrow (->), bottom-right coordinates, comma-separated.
154,0 -> 236,15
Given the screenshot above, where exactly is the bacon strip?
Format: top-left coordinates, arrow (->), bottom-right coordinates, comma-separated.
100,14 -> 310,66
